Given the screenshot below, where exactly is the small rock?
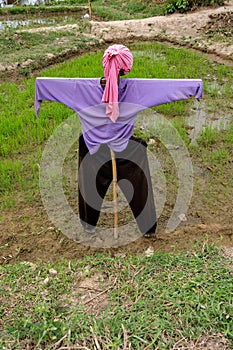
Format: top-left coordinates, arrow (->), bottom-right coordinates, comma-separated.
21,59 -> 34,68
46,53 -> 55,59
42,277 -> 50,284
144,246 -> 154,257
178,213 -> 187,222
49,268 -> 57,276
149,138 -> 156,145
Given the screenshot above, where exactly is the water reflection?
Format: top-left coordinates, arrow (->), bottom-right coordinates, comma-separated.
188,101 -> 231,145
1,0 -> 47,6
135,102 -> 231,146
21,0 -> 45,5
0,14 -> 81,31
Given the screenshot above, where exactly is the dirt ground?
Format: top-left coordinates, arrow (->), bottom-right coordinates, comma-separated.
0,2 -> 233,264
90,1 -> 233,64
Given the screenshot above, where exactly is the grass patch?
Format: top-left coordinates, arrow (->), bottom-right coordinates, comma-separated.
0,35 -> 233,350
0,41 -> 232,206
190,123 -> 233,205
0,0 -> 224,20
0,243 -> 232,349
0,1 -> 166,19
0,4 -> 88,16
0,27 -> 93,65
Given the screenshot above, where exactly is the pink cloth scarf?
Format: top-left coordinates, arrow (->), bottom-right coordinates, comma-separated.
102,44 -> 134,122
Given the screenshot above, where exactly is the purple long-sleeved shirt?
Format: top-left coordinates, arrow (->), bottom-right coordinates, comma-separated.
35,77 -> 203,154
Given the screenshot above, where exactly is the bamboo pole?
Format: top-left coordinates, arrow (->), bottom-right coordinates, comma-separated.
110,149 -> 118,239
88,0 -> 92,19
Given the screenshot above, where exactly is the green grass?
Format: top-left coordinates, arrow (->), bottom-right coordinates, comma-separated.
0,1 -> 166,19
0,0 -> 224,19
0,243 -> 232,349
0,29 -> 93,65
0,4 -> 88,16
0,41 -> 232,204
91,0 -> 166,19
0,35 -> 233,350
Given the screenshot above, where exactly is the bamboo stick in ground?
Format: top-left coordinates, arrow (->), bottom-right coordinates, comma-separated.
88,0 -> 92,19
110,149 -> 118,239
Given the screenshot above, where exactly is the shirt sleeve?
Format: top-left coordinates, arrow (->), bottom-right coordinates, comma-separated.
35,78 -> 101,117
129,79 -> 203,109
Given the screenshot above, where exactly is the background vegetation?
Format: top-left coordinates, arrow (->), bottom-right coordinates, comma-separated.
0,0 -> 226,17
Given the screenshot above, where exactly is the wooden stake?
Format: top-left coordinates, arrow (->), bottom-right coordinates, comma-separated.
88,0 -> 92,19
110,149 -> 118,239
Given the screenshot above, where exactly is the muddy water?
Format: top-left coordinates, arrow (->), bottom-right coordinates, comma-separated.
135,103 -> 231,146
132,50 -> 232,145
188,101 -> 231,145
0,18 -> 54,30
0,13 -> 86,30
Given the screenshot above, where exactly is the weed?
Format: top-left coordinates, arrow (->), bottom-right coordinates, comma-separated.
0,42 -> 232,208
198,125 -> 217,146
0,245 -> 232,348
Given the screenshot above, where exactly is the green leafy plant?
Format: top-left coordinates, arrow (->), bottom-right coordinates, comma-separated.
166,0 -> 224,14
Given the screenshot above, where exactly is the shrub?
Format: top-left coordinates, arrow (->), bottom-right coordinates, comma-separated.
165,0 -> 225,14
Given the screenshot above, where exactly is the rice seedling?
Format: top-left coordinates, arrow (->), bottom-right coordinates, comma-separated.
0,42 -> 232,208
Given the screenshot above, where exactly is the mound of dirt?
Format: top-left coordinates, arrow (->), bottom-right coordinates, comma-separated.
201,11 -> 233,37
90,1 -> 233,64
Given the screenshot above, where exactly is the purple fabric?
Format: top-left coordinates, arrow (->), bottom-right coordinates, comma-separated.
35,77 -> 203,154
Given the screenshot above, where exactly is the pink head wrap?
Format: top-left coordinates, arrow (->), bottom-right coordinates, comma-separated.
102,44 -> 133,122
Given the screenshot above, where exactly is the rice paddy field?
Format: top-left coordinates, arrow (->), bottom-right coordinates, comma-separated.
0,2 -> 233,349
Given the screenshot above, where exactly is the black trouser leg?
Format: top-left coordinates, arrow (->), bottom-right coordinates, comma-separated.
78,135 -> 157,235
78,135 -> 112,229
115,136 -> 157,235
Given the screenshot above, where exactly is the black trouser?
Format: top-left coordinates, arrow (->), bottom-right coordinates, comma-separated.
78,134 -> 157,235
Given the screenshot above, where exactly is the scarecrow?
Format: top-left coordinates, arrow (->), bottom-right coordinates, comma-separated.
35,44 -> 203,239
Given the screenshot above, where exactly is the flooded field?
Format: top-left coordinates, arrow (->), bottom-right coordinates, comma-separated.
0,12 -> 89,30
